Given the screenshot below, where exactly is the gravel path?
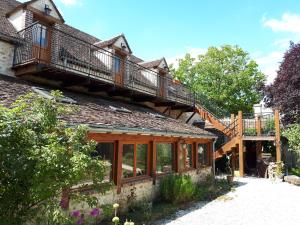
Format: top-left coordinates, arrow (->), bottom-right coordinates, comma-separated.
157,177 -> 300,225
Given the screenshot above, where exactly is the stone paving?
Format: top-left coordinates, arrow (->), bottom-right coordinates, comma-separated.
157,177 -> 300,225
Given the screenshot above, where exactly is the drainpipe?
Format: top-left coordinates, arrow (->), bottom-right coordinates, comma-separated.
212,138 -> 217,178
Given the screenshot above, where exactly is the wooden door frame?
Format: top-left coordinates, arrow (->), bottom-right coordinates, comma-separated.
114,50 -> 127,86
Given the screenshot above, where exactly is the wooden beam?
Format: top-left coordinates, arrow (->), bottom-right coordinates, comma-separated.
152,141 -> 157,184
155,102 -> 176,107
176,110 -> 184,119
162,107 -> 169,114
238,111 -> 244,177
186,112 -> 196,124
275,109 -> 281,162
116,141 -> 122,194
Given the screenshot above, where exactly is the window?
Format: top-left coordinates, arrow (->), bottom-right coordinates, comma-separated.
156,143 -> 173,174
122,143 -> 148,179
136,144 -> 148,176
198,143 -> 208,166
179,143 -> 193,170
92,143 -> 115,182
114,56 -> 121,73
33,24 -> 48,47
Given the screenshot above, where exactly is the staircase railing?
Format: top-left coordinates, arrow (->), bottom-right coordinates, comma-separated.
215,118 -> 238,150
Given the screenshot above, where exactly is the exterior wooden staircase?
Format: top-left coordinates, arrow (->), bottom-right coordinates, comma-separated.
195,104 -> 228,132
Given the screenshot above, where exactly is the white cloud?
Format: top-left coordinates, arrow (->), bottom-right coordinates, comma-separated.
254,51 -> 284,84
167,47 -> 206,68
262,13 -> 300,33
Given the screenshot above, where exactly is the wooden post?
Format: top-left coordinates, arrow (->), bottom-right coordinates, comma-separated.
256,116 -> 262,159
275,109 -> 281,162
116,141 -> 123,194
152,141 -> 157,184
238,111 -> 244,177
230,114 -> 235,135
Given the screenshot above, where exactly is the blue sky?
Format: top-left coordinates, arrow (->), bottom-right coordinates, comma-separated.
27,0 -> 300,83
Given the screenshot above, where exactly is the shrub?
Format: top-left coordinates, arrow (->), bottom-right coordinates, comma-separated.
159,174 -> 196,203
0,92 -> 109,225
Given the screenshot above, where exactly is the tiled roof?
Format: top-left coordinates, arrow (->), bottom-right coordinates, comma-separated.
94,34 -> 132,53
0,76 -> 215,138
0,0 -> 20,38
139,59 -> 164,69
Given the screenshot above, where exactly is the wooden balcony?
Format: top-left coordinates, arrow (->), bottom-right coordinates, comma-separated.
12,22 -> 196,110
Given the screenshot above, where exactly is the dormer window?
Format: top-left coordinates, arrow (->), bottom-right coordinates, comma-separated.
44,4 -> 52,16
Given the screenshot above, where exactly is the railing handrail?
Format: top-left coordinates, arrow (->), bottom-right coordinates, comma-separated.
15,22 -> 231,119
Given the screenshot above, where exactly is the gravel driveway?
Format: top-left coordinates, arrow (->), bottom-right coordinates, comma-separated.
157,177 -> 300,225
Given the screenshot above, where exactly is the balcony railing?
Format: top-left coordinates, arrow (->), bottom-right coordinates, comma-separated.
13,22 -> 230,119
243,113 -> 275,136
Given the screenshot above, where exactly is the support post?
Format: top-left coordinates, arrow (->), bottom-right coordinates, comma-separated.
238,111 -> 244,177
275,109 -> 281,162
256,116 -> 262,159
152,141 -> 157,184
116,141 -> 123,194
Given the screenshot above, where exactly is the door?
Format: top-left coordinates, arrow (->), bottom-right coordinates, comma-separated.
114,54 -> 125,86
32,24 -> 52,63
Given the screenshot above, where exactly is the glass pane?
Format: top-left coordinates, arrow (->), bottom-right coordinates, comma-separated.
156,143 -> 173,174
115,57 -> 121,73
186,144 -> 193,168
122,144 -> 134,178
180,144 -> 193,169
179,144 -> 185,170
198,144 -> 208,165
136,144 -> 148,176
93,143 -> 114,182
33,24 -> 48,47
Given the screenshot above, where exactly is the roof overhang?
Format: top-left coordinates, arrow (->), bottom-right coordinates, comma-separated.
68,123 -> 217,139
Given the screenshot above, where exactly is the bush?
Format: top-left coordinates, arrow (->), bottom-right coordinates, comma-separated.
290,168 -> 300,177
159,174 -> 196,204
0,92 -> 109,225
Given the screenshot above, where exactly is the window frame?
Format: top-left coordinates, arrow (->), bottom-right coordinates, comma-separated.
121,141 -> 150,182
196,142 -> 210,168
178,142 -> 197,172
93,141 -> 117,183
155,142 -> 175,176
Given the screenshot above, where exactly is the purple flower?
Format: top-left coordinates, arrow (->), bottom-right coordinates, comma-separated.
89,208 -> 101,217
70,210 -> 81,218
76,215 -> 84,225
59,199 -> 68,209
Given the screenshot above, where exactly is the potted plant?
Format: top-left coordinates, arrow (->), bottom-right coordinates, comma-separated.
226,154 -> 234,183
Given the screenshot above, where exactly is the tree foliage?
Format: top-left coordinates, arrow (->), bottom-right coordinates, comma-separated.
170,45 -> 266,114
282,124 -> 300,153
264,42 -> 300,124
0,91 -> 108,225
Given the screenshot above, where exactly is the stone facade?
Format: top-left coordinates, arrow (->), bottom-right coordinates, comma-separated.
0,40 -> 15,77
69,167 -> 212,212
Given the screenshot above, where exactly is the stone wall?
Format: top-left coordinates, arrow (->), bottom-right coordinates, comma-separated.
0,41 -> 15,77
69,167 -> 212,212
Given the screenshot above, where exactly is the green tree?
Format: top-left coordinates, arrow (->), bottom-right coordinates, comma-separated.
170,45 -> 266,114
0,91 -> 109,225
282,124 -> 300,153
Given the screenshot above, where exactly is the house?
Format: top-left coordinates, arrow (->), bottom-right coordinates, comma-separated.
0,0 -> 282,209
0,0 -> 217,208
